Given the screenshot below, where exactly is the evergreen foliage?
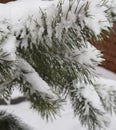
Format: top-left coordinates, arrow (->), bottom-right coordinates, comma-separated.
0,0 -> 116,130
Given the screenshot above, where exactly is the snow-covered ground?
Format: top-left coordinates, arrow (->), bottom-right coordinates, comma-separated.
0,67 -> 116,130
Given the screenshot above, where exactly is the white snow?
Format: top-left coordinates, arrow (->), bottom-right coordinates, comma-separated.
0,67 -> 116,130
11,87 -> 24,99
0,0 -> 111,102
96,66 -> 116,81
0,0 -> 112,43
0,36 -> 16,61
84,0 -> 111,35
76,82 -> 104,111
17,58 -> 57,98
0,0 -> 116,130
0,0 -> 110,80
71,42 -> 103,66
0,101 -> 82,130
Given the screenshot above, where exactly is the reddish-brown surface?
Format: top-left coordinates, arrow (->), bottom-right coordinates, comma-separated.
91,23 -> 116,73
0,0 -> 15,3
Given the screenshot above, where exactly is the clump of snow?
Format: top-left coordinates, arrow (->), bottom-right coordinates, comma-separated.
17,58 -> 57,98
11,87 -> 23,99
84,0 -> 111,35
76,81 -> 104,112
68,41 -> 103,66
0,36 -> 16,61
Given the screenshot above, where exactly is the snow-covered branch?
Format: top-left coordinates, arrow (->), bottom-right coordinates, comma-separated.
0,0 -> 116,130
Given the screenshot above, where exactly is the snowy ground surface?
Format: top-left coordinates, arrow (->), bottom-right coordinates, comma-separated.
0,67 -> 116,130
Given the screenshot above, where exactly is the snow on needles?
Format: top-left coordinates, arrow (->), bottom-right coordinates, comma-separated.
69,42 -> 103,66
0,0 -> 111,61
0,1 -> 116,129
0,0 -> 114,100
17,58 -> 58,99
0,0 -> 111,40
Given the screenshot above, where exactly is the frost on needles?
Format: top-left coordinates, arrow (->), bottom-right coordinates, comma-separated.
0,0 -> 116,130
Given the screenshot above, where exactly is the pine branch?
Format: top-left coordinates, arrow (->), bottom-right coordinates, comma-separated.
68,82 -> 110,130
0,50 -> 15,84
17,39 -> 102,92
0,0 -> 115,130
94,83 -> 116,114
13,77 -> 63,121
